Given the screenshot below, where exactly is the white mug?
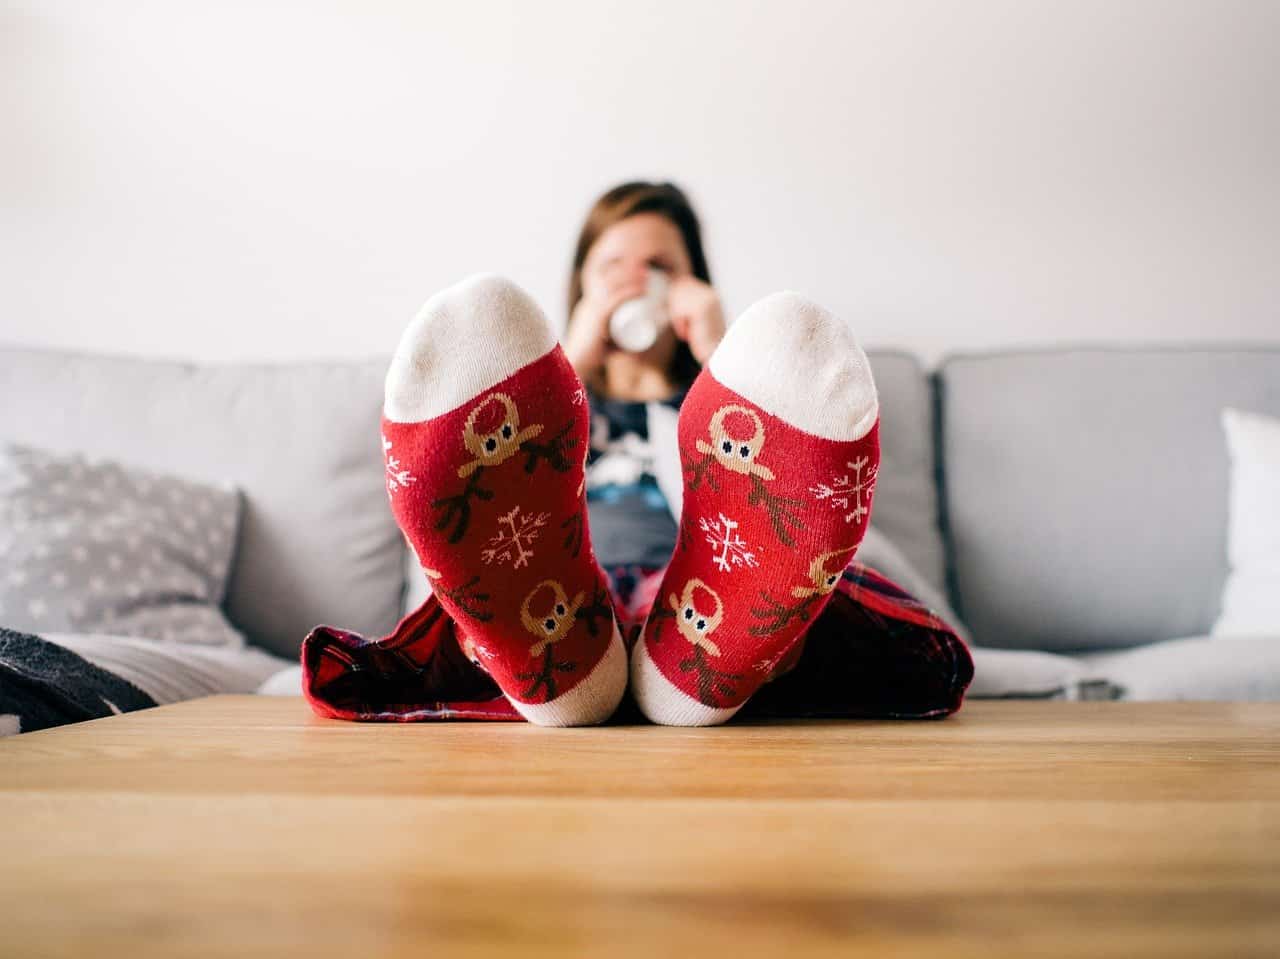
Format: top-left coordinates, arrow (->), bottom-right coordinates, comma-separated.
609,269 -> 670,353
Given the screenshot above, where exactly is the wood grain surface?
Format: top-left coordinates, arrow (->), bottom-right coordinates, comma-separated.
1,696 -> 1277,958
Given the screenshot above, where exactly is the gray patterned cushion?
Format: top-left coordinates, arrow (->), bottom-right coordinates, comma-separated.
0,443 -> 245,646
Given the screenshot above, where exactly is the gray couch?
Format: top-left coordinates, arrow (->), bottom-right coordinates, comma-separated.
2,343 -> 1277,702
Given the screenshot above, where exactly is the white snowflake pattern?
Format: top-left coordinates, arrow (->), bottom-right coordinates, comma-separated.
810,456 -> 878,525
480,506 -> 549,569
699,513 -> 759,573
752,656 -> 783,676
571,387 -> 586,406
383,436 -> 417,496
461,635 -> 496,664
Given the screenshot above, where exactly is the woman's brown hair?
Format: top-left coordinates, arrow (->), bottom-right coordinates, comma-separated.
567,180 -> 711,388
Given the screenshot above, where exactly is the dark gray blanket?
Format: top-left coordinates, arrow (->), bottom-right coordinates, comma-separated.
0,627 -> 156,735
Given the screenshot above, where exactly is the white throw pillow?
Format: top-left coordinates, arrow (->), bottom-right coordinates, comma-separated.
1212,408 -> 1280,637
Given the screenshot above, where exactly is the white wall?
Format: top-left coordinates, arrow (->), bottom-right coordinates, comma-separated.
3,0 -> 1277,365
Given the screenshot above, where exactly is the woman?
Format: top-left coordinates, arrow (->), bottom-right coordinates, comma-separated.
563,182 -> 724,591
300,181 -> 972,728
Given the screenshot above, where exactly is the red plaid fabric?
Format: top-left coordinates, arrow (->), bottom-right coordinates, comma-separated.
302,559 -> 972,723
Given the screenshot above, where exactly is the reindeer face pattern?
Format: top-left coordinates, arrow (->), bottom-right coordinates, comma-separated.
685,403 -> 804,546
696,405 -> 775,480
520,579 -> 585,658
668,578 -> 725,657
791,547 -> 855,599
458,393 -> 544,478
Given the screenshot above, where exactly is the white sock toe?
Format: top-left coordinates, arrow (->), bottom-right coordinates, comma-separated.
708,291 -> 878,441
630,639 -> 741,727
515,627 -> 629,727
384,273 -> 557,424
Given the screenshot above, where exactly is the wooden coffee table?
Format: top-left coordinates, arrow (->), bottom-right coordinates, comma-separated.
1,696 -> 1277,957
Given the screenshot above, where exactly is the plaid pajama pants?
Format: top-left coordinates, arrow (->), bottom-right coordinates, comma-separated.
301,560 -> 973,723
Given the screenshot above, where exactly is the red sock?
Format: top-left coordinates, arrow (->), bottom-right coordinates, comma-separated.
382,274 -> 626,726
631,292 -> 880,725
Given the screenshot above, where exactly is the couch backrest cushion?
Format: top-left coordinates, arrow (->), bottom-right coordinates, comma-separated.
862,350 -> 947,597
1,345 -> 945,656
0,347 -> 403,658
939,348 -> 1280,651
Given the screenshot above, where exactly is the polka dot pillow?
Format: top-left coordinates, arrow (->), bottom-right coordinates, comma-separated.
0,443 -> 245,647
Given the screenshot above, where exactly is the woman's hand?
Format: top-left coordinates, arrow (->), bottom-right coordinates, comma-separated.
563,274 -> 648,378
667,276 -> 726,365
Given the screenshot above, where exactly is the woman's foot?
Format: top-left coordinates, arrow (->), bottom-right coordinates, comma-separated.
382,274 -> 626,726
631,292 -> 880,725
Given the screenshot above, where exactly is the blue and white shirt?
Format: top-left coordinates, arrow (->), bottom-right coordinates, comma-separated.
584,388 -> 687,568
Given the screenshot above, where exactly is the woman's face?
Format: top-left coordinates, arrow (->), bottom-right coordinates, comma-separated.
580,212 -> 693,300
